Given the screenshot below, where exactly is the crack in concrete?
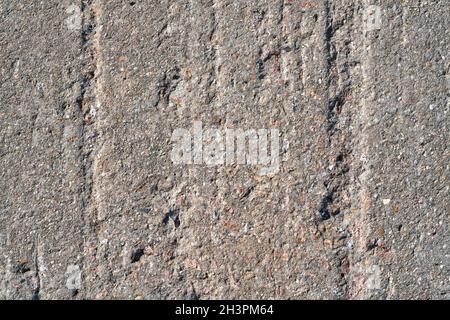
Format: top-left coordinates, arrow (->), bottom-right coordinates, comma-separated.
76,0 -> 104,296
318,0 -> 357,299
32,235 -> 41,300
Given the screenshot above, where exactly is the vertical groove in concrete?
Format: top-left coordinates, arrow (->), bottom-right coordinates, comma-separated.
77,0 -> 104,298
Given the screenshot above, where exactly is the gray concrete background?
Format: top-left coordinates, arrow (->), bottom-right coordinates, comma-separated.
0,0 -> 448,299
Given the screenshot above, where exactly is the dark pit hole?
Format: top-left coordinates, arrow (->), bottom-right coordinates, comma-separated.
137,207 -> 151,214
14,261 -> 30,274
252,9 -> 266,23
71,289 -> 79,297
336,154 -> 344,163
240,186 -> 254,199
319,208 -> 331,221
163,209 -> 181,228
32,291 -> 40,300
129,1 -> 136,5
318,192 -> 334,221
366,239 -> 378,251
82,23 -> 95,38
397,224 -> 403,232
173,215 -> 181,228
186,289 -> 200,300
257,58 -> 265,80
331,208 -> 341,216
131,248 -> 145,263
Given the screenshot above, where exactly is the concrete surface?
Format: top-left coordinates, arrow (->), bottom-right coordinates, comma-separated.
0,0 -> 448,299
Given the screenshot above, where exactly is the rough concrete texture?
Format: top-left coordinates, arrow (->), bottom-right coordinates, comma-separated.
0,0 -> 448,299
